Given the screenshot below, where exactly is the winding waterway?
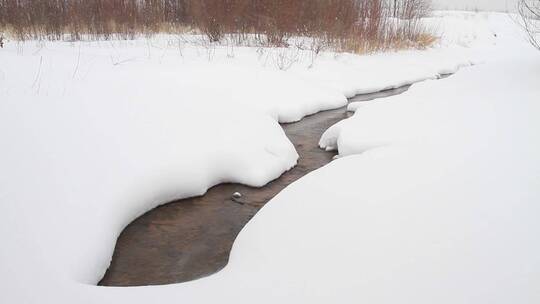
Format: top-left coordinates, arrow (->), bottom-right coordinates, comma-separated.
99,86 -> 411,287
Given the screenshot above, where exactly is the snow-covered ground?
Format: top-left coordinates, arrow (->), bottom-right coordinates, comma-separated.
1,11 -> 539,304
432,0 -> 518,12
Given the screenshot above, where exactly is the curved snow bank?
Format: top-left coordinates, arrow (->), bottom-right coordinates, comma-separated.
292,48 -> 470,100
0,11 -> 531,304
224,140 -> 540,303
226,13 -> 540,303
0,92 -> 298,284
320,12 -> 532,155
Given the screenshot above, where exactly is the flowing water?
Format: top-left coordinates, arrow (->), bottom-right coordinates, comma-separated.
99,86 -> 410,287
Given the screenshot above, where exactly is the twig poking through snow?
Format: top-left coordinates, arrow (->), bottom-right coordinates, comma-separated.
31,56 -> 43,92
72,45 -> 81,79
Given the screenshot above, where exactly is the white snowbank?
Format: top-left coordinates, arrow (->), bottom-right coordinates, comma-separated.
314,13 -> 540,302
1,11 -> 538,304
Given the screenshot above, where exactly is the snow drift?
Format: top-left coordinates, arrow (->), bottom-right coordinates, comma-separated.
0,11 -> 538,304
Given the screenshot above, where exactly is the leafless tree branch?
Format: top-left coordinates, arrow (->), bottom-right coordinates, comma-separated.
519,0 -> 540,50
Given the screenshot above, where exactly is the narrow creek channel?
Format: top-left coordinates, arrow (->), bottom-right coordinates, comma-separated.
99,85 -> 411,287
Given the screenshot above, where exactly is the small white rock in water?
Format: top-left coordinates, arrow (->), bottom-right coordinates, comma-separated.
232,192 -> 242,199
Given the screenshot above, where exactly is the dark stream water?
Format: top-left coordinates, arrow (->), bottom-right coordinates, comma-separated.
99,86 -> 410,287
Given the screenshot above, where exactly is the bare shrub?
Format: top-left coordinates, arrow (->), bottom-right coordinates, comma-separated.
0,0 -> 435,53
273,47 -> 300,70
0,0 -> 192,40
189,1 -> 227,42
519,0 -> 540,50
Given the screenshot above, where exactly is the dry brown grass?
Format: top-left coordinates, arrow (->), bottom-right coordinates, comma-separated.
414,32 -> 438,49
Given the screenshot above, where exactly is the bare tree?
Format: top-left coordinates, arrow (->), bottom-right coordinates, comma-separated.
519,0 -> 540,50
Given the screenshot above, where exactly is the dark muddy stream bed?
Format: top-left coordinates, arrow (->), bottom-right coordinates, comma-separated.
99,86 -> 410,287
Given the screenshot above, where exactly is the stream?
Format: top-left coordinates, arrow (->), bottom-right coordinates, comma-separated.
99,85 -> 411,287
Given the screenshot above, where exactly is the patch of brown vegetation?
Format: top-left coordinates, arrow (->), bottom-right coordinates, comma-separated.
0,0 -> 435,52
